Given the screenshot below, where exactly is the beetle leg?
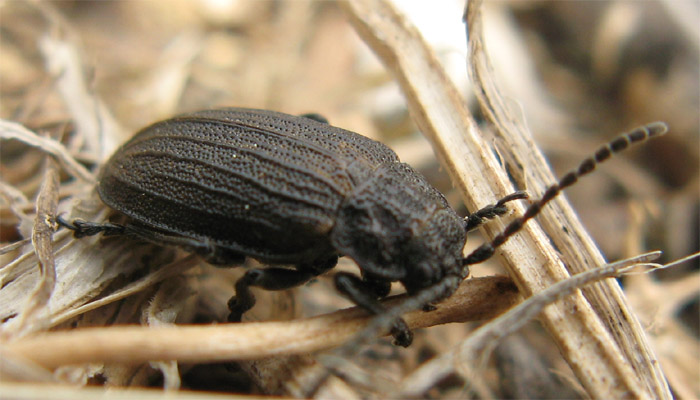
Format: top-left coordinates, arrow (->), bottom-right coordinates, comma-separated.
227,255 -> 338,322
56,215 -> 126,238
334,272 -> 413,347
299,254 -> 339,275
227,268 -> 312,322
360,272 -> 392,298
463,191 -> 529,232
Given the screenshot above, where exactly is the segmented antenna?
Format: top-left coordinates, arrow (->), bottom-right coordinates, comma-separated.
461,122 -> 668,274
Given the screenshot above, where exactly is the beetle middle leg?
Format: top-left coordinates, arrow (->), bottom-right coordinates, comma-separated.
360,271 -> 392,298
334,272 -> 413,347
227,255 -> 339,322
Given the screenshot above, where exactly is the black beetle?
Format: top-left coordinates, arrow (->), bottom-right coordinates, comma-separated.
59,108 -> 666,346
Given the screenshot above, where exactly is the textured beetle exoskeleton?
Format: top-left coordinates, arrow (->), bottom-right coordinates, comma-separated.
99,108 -> 395,265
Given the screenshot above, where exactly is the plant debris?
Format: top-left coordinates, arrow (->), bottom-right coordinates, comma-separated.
1,1 -> 697,398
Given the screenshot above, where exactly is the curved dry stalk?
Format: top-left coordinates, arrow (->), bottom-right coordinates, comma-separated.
1,276 -> 517,370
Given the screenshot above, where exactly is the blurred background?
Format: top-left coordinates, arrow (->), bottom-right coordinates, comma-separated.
1,0 -> 697,398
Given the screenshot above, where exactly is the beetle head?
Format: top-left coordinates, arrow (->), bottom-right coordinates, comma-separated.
331,192 -> 466,296
399,208 -> 466,294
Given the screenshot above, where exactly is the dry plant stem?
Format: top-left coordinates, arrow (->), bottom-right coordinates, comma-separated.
465,1 -> 671,398
0,347 -> 57,383
0,180 -> 30,211
2,276 -> 517,369
241,355 -> 361,399
39,28 -> 123,158
398,251 -> 662,397
254,274 -> 512,397
15,158 -> 60,334
0,120 -> 94,183
48,254 -> 200,327
340,0 -> 656,398
0,239 -> 31,255
0,382 -> 256,400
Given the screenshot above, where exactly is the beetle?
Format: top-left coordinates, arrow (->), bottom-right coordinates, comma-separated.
58,108 -> 666,346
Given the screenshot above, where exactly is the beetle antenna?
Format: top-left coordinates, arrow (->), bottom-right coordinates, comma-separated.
461,122 -> 668,276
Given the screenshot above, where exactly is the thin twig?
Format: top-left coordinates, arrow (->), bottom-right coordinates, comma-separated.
2,276 -> 517,369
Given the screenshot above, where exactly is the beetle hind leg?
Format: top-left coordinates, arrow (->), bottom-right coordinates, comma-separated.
56,215 -> 126,238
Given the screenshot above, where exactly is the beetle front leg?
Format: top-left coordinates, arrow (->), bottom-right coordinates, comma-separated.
361,272 -> 392,298
334,272 -> 413,347
463,191 -> 528,232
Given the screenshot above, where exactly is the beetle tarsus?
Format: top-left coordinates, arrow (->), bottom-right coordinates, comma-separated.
391,325 -> 413,348
463,190 -> 529,232
56,215 -> 126,238
334,271 -> 413,347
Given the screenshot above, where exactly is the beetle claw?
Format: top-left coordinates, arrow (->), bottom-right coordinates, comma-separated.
390,321 -> 413,347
